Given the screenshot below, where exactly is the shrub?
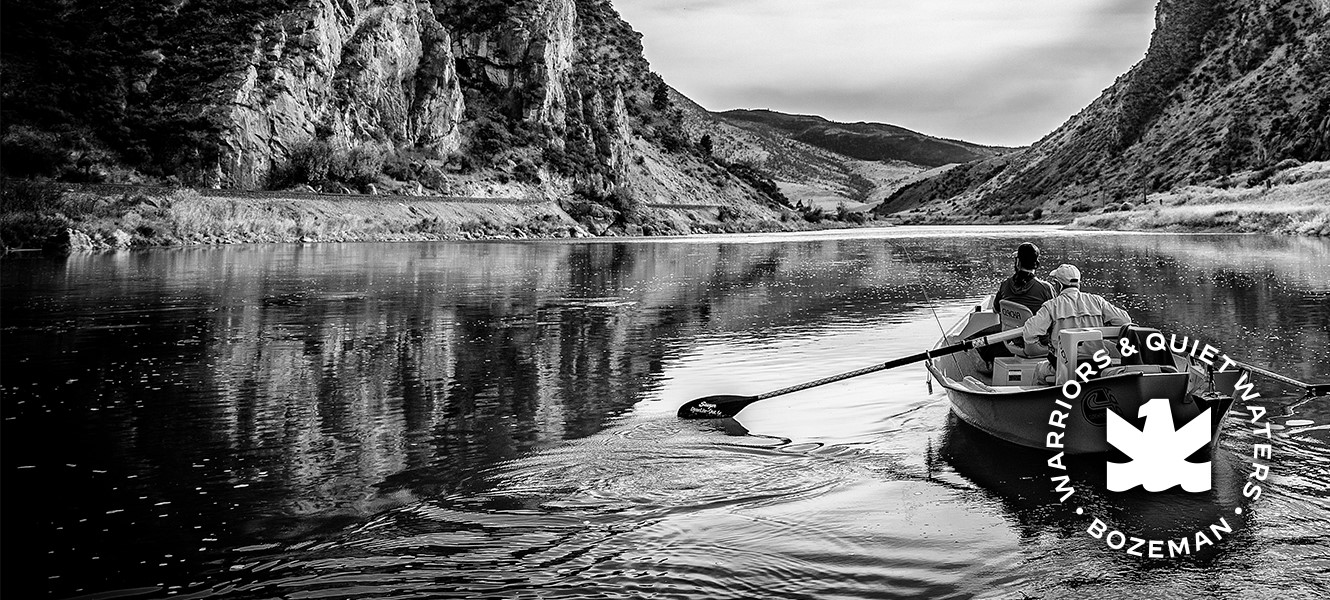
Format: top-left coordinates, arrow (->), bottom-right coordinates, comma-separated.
468,117 -> 514,163
274,140 -> 336,187
0,179 -> 66,213
333,144 -> 384,188
609,185 -> 639,213
658,125 -> 688,153
513,158 -> 541,184
381,151 -> 415,181
836,203 -> 867,224
0,212 -> 68,249
1031,208 -> 1044,220
272,141 -> 384,190
1,127 -> 70,178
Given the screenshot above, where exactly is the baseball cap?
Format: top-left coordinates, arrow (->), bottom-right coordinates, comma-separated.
1050,264 -> 1081,286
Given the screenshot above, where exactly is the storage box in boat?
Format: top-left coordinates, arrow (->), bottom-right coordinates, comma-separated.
994,357 -> 1043,386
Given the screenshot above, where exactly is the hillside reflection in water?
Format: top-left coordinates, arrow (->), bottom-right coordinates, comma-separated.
2,228 -> 1326,599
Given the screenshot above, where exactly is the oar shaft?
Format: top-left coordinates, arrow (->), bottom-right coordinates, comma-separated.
1229,359 -> 1329,396
753,350 -> 931,400
752,328 -> 1021,401
677,328 -> 1023,419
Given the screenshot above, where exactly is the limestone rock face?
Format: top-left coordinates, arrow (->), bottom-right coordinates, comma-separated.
207,0 -> 597,188
454,0 -> 577,128
215,0 -> 466,188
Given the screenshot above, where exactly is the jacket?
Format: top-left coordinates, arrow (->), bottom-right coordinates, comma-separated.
1022,287 -> 1132,358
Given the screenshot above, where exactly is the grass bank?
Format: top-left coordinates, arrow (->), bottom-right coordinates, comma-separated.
1070,181 -> 1330,236
0,185 -> 589,251
1069,162 -> 1330,236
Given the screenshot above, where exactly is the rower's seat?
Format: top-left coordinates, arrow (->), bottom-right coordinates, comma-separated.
998,300 -> 1048,358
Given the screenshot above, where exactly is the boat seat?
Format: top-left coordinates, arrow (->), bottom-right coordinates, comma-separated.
998,299 -> 1034,329
998,300 -> 1048,358
1056,328 -> 1105,386
958,307 -> 1001,340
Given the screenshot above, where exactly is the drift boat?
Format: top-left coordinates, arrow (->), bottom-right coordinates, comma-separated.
925,298 -> 1240,454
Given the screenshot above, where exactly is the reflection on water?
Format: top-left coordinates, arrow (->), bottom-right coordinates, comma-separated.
2,227 -> 1327,599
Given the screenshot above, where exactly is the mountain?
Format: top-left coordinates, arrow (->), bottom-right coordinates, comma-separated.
675,102 -> 1009,210
0,0 -> 1021,228
714,109 -> 1008,168
875,0 -> 1330,220
0,0 -> 791,230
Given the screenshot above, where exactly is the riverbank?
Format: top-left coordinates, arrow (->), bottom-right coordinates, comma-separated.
1069,163 -> 1330,236
0,183 -> 849,252
8,160 -> 1327,252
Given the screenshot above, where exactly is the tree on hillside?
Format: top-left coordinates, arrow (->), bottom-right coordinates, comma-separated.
652,79 -> 670,110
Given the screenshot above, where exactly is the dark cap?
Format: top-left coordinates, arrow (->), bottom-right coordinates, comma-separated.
1014,242 -> 1040,271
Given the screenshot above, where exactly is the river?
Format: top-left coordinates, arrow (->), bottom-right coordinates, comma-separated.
2,226 -> 1327,599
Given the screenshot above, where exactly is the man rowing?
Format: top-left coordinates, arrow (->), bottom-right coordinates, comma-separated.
993,242 -> 1055,359
995,242 -> 1055,315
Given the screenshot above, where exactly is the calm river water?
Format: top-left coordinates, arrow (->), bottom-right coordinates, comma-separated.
3,226 -> 1327,599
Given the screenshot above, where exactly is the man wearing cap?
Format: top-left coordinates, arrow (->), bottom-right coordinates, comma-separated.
1022,263 -> 1132,382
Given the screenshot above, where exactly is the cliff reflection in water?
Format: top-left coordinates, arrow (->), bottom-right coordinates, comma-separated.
3,230 -> 1328,598
145,243 -> 719,511
11,239 -> 954,527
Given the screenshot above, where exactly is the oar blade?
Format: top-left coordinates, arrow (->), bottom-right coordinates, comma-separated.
677,395 -> 757,419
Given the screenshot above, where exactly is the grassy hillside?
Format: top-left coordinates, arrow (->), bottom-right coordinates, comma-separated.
716,109 -> 1011,167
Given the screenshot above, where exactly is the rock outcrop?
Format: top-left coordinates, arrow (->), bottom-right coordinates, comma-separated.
213,1 -> 467,188
1,0 -> 758,217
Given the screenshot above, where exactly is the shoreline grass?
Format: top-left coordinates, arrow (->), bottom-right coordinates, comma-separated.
0,184 -> 845,251
1069,179 -> 1330,236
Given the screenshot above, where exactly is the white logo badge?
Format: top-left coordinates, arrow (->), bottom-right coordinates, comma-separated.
1106,397 -> 1212,492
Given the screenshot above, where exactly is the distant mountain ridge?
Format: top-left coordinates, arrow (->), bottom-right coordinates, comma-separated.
714,109 -> 1011,168
673,101 -> 1011,210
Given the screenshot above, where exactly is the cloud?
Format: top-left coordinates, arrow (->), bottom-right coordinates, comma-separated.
614,0 -> 1156,146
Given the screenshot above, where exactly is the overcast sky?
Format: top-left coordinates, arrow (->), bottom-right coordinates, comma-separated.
614,0 -> 1157,147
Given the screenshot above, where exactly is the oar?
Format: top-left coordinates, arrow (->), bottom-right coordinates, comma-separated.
677,328 -> 1023,419
1229,359 -> 1330,396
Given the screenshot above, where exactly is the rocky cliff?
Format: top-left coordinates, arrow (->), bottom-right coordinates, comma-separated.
875,0 -> 1330,219
1,0 -> 780,220
209,0 -> 468,188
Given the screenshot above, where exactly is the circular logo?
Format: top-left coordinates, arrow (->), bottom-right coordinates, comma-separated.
1043,330 -> 1272,559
